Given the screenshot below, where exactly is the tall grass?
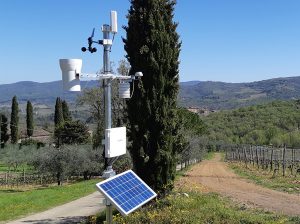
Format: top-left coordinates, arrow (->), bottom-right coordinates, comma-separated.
230,162 -> 300,194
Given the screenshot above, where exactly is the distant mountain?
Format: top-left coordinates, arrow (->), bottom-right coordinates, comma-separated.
179,76 -> 300,109
0,80 -> 98,107
1,76 -> 300,109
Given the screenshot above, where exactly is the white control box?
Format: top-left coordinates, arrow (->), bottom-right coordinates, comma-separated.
105,127 -> 126,158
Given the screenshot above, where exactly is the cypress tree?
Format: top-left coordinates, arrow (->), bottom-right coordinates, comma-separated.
54,97 -> 64,127
55,120 -> 90,145
124,0 -> 181,194
0,114 -> 9,148
62,100 -> 72,122
10,96 -> 19,144
54,97 -> 64,147
26,101 -> 34,137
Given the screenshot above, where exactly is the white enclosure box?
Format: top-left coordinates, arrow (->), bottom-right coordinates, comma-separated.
105,127 -> 126,158
59,59 -> 82,92
110,11 -> 118,33
119,82 -> 130,98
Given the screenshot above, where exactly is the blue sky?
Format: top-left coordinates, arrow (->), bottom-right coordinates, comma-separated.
1,0 -> 300,84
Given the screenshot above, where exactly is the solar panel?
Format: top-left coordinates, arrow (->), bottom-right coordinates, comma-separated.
96,170 -> 157,216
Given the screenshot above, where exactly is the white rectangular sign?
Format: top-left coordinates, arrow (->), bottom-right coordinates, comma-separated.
105,127 -> 126,158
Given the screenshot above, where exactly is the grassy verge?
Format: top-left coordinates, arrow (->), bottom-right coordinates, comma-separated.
203,151 -> 215,160
87,155 -> 300,224
0,163 -> 34,173
229,162 -> 300,194
0,179 -> 100,222
87,191 -> 298,224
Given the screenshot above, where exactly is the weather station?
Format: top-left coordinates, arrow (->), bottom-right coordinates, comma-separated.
59,11 -> 156,224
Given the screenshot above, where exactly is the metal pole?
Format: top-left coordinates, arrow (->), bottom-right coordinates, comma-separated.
106,199 -> 113,224
103,24 -> 113,174
102,24 -> 114,224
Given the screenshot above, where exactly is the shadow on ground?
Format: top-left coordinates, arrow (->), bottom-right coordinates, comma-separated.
22,216 -> 88,224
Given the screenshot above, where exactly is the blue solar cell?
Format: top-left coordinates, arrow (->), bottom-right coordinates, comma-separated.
96,170 -> 157,216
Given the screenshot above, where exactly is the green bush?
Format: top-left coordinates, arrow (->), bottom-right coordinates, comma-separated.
20,138 -> 45,149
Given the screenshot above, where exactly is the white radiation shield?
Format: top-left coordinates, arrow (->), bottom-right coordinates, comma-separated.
59,59 -> 82,92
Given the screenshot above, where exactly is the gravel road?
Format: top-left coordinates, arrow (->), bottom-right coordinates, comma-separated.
185,153 -> 300,216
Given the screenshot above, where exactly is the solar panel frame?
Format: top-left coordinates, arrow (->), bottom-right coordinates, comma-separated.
96,170 -> 157,216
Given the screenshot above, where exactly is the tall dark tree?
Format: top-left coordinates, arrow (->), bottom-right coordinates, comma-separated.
124,0 -> 181,194
0,114 -> 9,148
54,97 -> 64,127
55,120 -> 90,145
62,100 -> 72,122
26,101 -> 34,137
10,96 -> 19,144
54,97 -> 64,147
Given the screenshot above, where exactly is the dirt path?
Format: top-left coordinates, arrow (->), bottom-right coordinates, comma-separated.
5,192 -> 105,224
183,153 -> 300,216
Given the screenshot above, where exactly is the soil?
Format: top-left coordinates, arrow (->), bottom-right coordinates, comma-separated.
178,153 -> 300,216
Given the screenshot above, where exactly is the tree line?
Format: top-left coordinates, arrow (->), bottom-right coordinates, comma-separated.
0,144 -> 103,186
0,96 -> 35,147
204,100 -> 300,148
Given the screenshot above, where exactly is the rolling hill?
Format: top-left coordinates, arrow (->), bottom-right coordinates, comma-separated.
0,81 -> 98,107
179,76 -> 300,109
1,76 -> 300,109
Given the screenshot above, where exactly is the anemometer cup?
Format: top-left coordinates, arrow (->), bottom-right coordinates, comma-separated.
59,59 -> 82,92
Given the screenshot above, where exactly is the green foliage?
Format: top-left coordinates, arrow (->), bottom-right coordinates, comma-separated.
92,123 -> 104,149
76,72 -> 126,149
0,114 -> 9,148
77,82 -> 104,149
124,0 -> 181,194
20,138 -> 45,149
0,143 -> 124,186
112,153 -> 133,174
54,97 -> 66,147
54,97 -> 64,127
62,100 -> 72,122
26,100 -> 34,137
10,95 -> 19,144
31,145 -> 103,185
54,120 -> 91,145
177,108 -> 207,136
0,145 -> 33,171
205,100 -> 300,147
177,108 -> 209,165
89,192 -> 291,224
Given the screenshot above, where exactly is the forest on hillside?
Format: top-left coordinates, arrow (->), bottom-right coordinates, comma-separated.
204,100 -> 300,148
